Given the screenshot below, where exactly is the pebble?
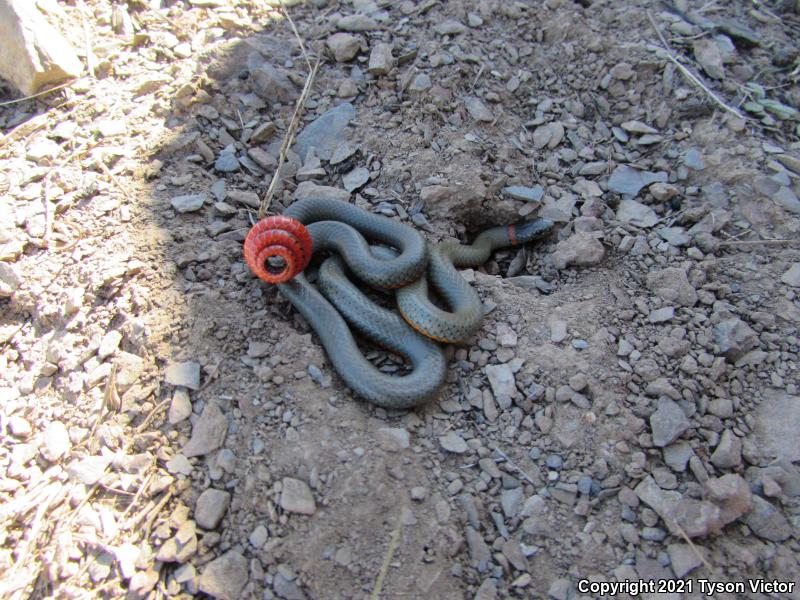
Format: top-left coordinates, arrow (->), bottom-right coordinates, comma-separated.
214,152 -> 240,173
608,165 -> 667,197
294,103 -> 356,161
198,551 -> 249,600
465,96 -> 493,122
168,388 -> 192,424
41,421 -> 71,462
165,361 -> 201,390
465,526 -> 490,572
327,33 -> 360,62
710,429 -> 742,469
548,578 -> 573,600
667,543 -> 703,577
337,14 -> 378,32
8,415 -> 31,438
410,486 -> 427,501
195,488 -> 231,529
342,167 -> 370,192
67,455 -> 111,485
646,267 -> 697,306
182,403 -> 227,458
98,330 -> 122,359
171,194 -> 206,213
377,427 -> 410,451
0,263 -> 20,297
712,318 -> 758,362
439,431 -> 469,454
551,232 -> 605,269
280,477 -> 316,515
368,43 -> 394,75
166,453 -> 193,476
500,487 -> 524,518
648,307 -> 675,323
408,73 -> 432,92
650,397 -> 690,447
781,263 -> 800,286
434,19 -> 466,35
616,199 -> 659,227
693,38 -> 725,79
484,364 -> 516,400
249,524 -> 268,548
683,148 -> 706,170
743,496 -> 791,542
502,185 -> 544,203
474,579 -> 497,600
549,320 -> 567,343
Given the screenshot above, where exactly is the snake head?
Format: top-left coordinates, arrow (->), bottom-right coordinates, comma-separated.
509,217 -> 555,245
244,216 -> 313,283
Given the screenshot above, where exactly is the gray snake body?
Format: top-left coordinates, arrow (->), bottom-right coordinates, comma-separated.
246,197 -> 553,409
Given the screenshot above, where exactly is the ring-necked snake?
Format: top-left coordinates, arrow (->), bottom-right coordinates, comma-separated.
244,197 -> 553,409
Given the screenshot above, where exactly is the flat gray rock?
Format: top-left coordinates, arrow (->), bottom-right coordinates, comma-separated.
195,489 -> 231,529
199,551 -> 249,600
650,397 -> 690,447
608,165 -> 667,197
165,361 -> 201,389
342,167 -> 370,192
502,185 -> 544,203
182,403 -> 227,458
781,263 -> 800,286
171,194 -> 206,213
294,103 -> 356,161
744,496 -> 791,542
280,477 -> 316,515
439,431 -> 468,454
484,364 -> 516,399
752,389 -> 800,462
616,199 -> 659,228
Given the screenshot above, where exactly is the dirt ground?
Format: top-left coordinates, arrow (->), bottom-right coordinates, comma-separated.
1,0 -> 800,599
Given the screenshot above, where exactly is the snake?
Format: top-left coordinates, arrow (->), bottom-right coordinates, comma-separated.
243,197 -> 553,409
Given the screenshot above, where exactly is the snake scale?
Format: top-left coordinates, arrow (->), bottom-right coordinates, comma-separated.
244,197 -> 553,409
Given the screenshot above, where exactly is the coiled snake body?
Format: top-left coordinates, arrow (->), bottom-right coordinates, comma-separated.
244,197 -> 552,409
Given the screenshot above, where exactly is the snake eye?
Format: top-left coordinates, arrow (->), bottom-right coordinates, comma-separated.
244,216 -> 312,283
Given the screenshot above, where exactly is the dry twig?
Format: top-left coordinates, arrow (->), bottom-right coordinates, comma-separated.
370,510 -> 404,600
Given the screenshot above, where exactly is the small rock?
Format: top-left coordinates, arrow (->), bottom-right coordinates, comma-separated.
705,474 -> 752,525
294,181 -> 350,202
215,152 -> 240,173
548,578 -> 573,600
781,263 -> 800,286
368,43 -> 394,75
713,318 -> 758,362
693,38 -> 725,79
166,453 -> 193,476
182,403 -> 227,458
646,268 -> 697,306
294,103 -> 356,161
465,526 -> 490,572
327,33 -> 360,62
434,19 -> 466,35
41,421 -> 70,462
249,525 -> 268,548
377,427 -> 410,452
650,397 -> 690,447
550,320 -> 567,343
98,330 -> 122,359
465,96 -> 493,122
0,263 -> 21,297
683,148 -> 706,170
667,543 -> 703,577
648,307 -> 675,323
408,73 -> 432,92
551,232 -> 605,269
67,455 -> 111,485
171,194 -> 206,213
616,199 -> 659,227
502,185 -> 544,203
474,579 -> 497,600
439,431 -> 469,454
744,495 -> 791,542
199,551 -> 249,600
280,478 -> 316,515
342,167 -> 370,192
608,165 -> 667,197
484,364 -> 516,400
710,429 -> 742,469
337,14 -> 378,31
169,388 -> 192,424
8,416 -> 31,438
195,488 -> 231,529
165,361 -> 201,390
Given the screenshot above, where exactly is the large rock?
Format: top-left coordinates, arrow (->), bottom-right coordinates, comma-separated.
419,177 -> 487,228
550,232 -> 605,269
713,317 -> 758,362
650,397 -> 690,447
0,0 -> 83,95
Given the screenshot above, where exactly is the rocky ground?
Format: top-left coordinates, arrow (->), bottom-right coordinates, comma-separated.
1,0 -> 800,599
